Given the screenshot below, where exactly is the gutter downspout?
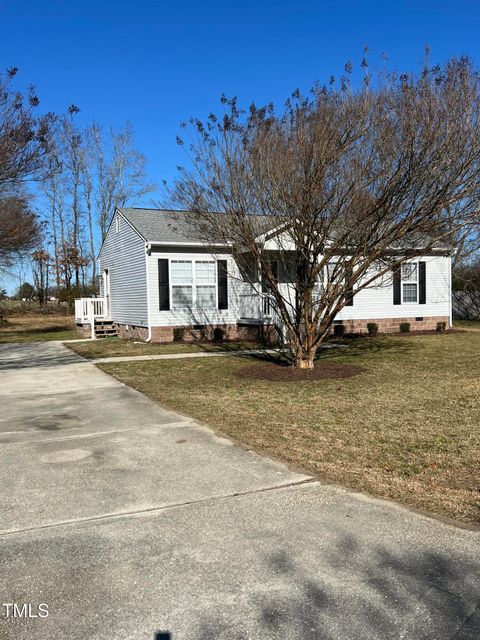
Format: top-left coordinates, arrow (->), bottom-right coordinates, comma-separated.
145,242 -> 152,342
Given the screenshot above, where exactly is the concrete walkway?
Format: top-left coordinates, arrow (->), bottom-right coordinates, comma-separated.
90,347 -> 282,364
0,341 -> 479,640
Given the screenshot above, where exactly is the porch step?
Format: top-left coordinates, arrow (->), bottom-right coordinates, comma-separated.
94,320 -> 118,338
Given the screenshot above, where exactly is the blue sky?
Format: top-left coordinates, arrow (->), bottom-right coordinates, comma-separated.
1,0 -> 480,290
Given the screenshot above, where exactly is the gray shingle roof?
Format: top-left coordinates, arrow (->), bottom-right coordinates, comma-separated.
118,207 -> 453,252
118,207 -> 277,244
118,208 -> 205,243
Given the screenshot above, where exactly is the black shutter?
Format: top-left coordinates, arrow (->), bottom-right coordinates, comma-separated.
271,260 -> 278,283
419,261 -> 426,304
393,266 -> 401,305
262,260 -> 278,293
218,260 -> 228,310
345,263 -> 354,306
158,259 -> 170,310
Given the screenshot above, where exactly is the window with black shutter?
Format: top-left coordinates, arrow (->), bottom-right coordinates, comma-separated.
345,263 -> 354,306
393,266 -> 401,305
419,261 -> 426,304
158,259 -> 170,310
217,260 -> 228,310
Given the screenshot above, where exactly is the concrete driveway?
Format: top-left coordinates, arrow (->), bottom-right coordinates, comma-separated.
0,341 -> 478,640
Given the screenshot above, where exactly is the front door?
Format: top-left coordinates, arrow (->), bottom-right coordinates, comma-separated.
103,269 -> 110,318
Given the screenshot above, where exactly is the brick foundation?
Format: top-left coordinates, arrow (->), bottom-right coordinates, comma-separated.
76,323 -> 91,337
338,316 -> 450,334
150,323 -> 277,344
115,324 -> 149,341
81,317 -> 449,342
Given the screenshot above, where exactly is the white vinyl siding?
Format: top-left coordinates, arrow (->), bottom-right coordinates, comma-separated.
98,212 -> 148,326
148,249 -> 238,327
147,248 -> 450,328
335,255 -> 451,321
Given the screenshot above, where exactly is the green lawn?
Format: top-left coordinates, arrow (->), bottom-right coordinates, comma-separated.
98,323 -> 480,525
0,314 -> 78,343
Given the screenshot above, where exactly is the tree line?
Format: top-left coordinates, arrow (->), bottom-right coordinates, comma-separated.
0,67 -> 155,305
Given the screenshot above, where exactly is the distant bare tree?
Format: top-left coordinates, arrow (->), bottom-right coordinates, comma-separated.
31,249 -> 50,306
91,122 -> 156,240
40,121 -> 155,296
172,55 -> 480,368
59,113 -> 85,289
41,147 -> 65,292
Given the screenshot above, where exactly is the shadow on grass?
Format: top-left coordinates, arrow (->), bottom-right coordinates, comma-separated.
203,335 -> 418,368
317,335 -> 418,361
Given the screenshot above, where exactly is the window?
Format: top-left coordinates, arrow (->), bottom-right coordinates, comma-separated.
402,262 -> 418,303
169,260 -> 217,309
195,261 -> 216,308
315,263 -> 342,292
171,260 -> 193,308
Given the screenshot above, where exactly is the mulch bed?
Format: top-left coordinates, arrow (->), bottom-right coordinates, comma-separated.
237,362 -> 366,382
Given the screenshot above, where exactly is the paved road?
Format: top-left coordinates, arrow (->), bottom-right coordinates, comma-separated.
0,341 -> 478,640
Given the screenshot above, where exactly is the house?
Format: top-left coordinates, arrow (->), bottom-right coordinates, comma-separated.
75,207 -> 453,341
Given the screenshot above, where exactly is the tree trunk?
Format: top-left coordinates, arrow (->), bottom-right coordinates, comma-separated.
292,338 -> 316,370
293,354 -> 315,369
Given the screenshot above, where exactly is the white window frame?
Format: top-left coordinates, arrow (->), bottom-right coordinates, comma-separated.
315,262 -> 340,296
168,259 -> 218,310
401,261 -> 418,304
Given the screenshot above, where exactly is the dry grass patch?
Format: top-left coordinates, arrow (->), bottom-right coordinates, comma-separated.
98,325 -> 480,525
0,314 -> 77,343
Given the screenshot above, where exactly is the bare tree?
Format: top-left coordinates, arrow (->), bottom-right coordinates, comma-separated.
0,67 -> 58,271
31,249 -> 50,306
172,55 -> 480,368
59,113 -> 85,289
0,67 -> 57,197
92,122 -> 156,240
41,148 -> 64,293
81,130 -> 97,281
40,120 -> 155,296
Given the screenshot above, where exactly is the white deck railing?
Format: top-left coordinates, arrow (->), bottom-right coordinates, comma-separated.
74,297 -> 108,339
238,292 -> 275,321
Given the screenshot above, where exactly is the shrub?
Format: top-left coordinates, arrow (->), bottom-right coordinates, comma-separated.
213,327 -> 225,342
399,322 -> 411,333
437,321 -> 447,333
173,327 -> 184,341
367,322 -> 378,336
333,323 -> 345,337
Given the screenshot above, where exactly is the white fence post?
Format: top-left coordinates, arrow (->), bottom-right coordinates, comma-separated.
89,300 -> 96,340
